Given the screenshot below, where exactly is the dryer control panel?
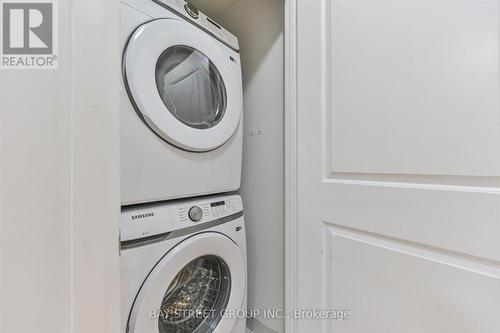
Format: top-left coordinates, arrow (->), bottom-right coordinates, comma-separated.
152,0 -> 239,51
120,194 -> 243,242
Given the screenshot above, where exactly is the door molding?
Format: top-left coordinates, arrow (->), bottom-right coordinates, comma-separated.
284,0 -> 298,332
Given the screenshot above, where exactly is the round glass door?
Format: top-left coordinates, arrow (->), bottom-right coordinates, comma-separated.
123,19 -> 242,152
126,232 -> 245,333
158,256 -> 231,333
155,46 -> 227,130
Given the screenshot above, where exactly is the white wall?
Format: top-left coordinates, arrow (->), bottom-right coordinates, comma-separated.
0,1 -> 121,332
190,1 -> 285,332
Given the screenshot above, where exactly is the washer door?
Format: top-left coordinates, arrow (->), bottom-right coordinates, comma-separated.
124,19 -> 242,152
127,233 -> 246,333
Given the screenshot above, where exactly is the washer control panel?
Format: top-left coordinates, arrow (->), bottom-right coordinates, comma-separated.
121,194 -> 243,242
152,0 -> 239,51
210,199 -> 239,217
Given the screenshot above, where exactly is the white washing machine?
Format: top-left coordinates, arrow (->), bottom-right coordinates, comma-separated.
121,0 -> 243,205
121,194 -> 247,333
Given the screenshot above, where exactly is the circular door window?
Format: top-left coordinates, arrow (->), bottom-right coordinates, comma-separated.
126,232 -> 245,333
158,255 -> 231,333
123,19 -> 242,152
155,46 -> 227,130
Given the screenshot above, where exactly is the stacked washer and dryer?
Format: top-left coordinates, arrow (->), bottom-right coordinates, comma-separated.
120,0 -> 247,332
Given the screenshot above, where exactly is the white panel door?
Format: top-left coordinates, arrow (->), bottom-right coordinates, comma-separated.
294,0 -> 500,332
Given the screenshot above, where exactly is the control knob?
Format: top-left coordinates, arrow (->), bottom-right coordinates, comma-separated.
184,3 -> 199,19
188,206 -> 203,222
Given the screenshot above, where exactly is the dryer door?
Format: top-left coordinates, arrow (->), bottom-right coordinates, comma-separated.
127,232 -> 246,333
123,19 -> 242,152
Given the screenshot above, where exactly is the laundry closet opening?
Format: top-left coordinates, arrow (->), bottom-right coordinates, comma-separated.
188,1 -> 285,333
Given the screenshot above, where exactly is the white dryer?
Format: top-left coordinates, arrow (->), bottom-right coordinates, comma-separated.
121,194 -> 247,333
121,0 -> 243,205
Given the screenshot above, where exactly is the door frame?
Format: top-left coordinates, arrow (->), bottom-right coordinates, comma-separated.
284,0 -> 299,332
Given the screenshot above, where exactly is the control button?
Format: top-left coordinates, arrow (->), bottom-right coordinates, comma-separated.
188,206 -> 203,222
184,3 -> 199,19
